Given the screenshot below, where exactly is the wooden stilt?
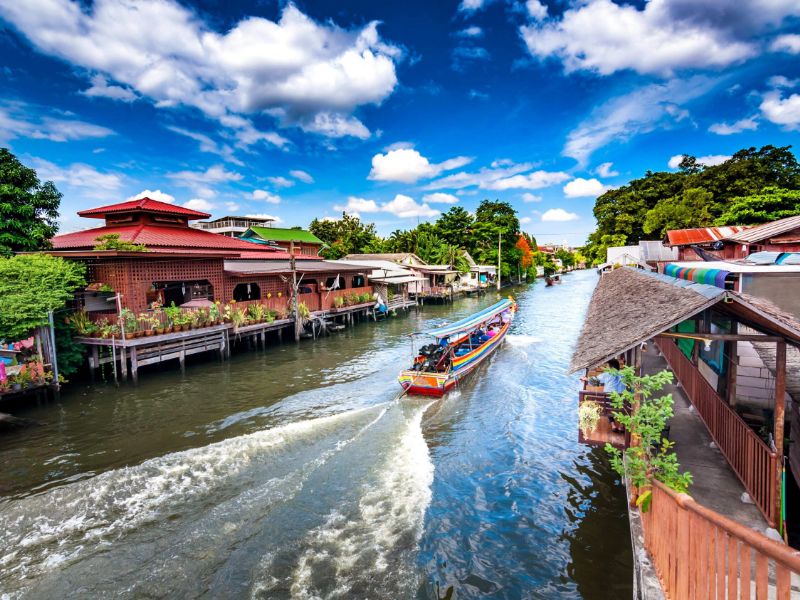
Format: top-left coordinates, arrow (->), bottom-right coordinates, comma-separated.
119,345 -> 128,381
130,346 -> 139,384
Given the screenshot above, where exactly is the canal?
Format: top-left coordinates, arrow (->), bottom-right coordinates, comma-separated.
0,269 -> 632,599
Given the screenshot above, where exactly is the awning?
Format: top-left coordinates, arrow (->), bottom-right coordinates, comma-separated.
664,263 -> 731,288
419,299 -> 512,339
370,275 -> 426,284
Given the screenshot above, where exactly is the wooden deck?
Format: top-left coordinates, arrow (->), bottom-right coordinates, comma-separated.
76,299 -> 418,382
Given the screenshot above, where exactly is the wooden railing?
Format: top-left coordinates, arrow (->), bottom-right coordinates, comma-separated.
642,480 -> 800,599
656,337 -> 778,526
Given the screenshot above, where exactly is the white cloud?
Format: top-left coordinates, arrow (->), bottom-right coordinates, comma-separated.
425,160 -> 533,190
521,193 -> 542,203
168,164 -> 242,197
252,189 -> 281,204
166,126 -> 243,165
708,116 -> 758,135
760,90 -> 800,130
335,194 -> 438,219
0,2 -> 400,139
526,0 -> 547,20
482,170 -> 571,190
224,201 -> 240,212
334,196 -> 380,214
0,101 -> 114,143
422,192 -> 459,204
595,162 -> 619,177
81,74 -> 137,102
217,114 -> 288,149
127,189 -> 175,203
564,76 -> 717,165
382,194 -> 439,218
668,154 -> 731,169
457,26 -> 483,38
771,34 -> 800,54
268,176 -> 294,188
563,177 -> 610,198
541,208 -> 579,222
520,216 -> 533,224
184,198 -> 214,211
31,157 -> 123,198
290,169 -> 314,183
458,0 -> 485,12
368,148 -> 472,183
520,0 -> 799,77
768,75 -> 799,89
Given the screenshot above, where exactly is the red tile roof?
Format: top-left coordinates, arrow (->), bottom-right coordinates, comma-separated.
665,226 -> 749,247
77,197 -> 210,219
50,223 -> 311,260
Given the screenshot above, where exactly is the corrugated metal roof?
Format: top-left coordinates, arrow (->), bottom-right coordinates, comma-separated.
665,226 -> 748,246
78,197 -> 210,219
639,240 -> 678,262
725,215 -> 800,244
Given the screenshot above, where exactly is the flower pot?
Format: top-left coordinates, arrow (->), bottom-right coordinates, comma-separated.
12,384 -> 22,392
144,330 -> 154,337
156,328 -> 165,335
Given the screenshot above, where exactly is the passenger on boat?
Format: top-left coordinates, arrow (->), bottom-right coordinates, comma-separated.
485,325 -> 498,339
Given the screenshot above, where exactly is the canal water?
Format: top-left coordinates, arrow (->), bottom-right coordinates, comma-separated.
0,269 -> 632,599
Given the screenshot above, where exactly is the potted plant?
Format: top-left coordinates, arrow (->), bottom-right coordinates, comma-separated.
231,307 -> 247,329
578,401 -> 602,437
334,296 -> 345,309
120,308 -> 139,338
9,374 -> 22,392
164,302 -> 181,331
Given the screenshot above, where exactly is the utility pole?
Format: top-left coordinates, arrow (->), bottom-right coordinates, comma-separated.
291,241 -> 301,342
496,231 -> 502,291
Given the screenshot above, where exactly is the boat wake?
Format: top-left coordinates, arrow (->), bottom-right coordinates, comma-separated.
0,400 -> 435,599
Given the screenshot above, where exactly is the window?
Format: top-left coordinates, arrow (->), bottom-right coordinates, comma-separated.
233,282 -> 261,301
151,280 -> 214,307
352,275 -> 365,288
325,276 -> 340,289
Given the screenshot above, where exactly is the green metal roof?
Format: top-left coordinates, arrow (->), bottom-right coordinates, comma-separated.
244,226 -> 323,244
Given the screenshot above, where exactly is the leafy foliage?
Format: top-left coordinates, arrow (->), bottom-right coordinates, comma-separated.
585,145 -> 800,264
715,187 -> 800,225
309,213 -> 383,259
0,147 -> 62,256
604,367 -> 693,507
93,233 -> 147,252
0,254 -> 86,340
55,313 -> 87,377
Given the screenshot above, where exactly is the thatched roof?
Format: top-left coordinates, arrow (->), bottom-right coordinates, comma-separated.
570,268 -> 724,372
570,268 -> 800,373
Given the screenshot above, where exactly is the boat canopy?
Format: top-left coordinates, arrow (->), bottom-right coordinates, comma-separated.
418,298 -> 513,339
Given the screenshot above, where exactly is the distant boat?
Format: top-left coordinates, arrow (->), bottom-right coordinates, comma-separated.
398,298 -> 516,396
545,274 -> 562,286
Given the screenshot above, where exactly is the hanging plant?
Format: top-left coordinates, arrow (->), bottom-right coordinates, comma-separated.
578,401 -> 602,437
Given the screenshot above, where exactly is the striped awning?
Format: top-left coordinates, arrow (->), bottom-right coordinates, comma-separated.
419,298 -> 513,339
664,263 -> 731,288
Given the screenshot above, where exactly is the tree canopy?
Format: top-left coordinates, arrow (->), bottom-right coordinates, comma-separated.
584,145 -> 800,264
308,213 -> 383,259
0,148 -> 62,256
0,254 -> 86,340
715,187 -> 800,225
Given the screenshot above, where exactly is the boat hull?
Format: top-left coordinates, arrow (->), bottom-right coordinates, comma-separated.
399,320 -> 511,396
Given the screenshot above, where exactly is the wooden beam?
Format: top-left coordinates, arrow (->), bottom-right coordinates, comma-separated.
774,340 -> 786,528
658,333 -> 784,343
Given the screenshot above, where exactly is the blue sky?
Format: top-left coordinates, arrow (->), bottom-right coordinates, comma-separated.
0,0 -> 798,246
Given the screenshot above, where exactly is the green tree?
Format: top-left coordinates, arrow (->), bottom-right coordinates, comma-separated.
309,213 -> 383,259
643,187 -> 714,237
555,247 -> 575,269
0,148 -> 62,256
0,254 -> 86,341
715,187 -> 800,225
434,206 -> 475,249
585,145 -> 800,261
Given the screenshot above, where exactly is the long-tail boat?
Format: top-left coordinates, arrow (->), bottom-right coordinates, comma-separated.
398,298 -> 517,396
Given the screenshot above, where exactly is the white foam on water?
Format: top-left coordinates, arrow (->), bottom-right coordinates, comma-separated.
286,402 -> 434,599
505,334 -> 542,346
0,403 -> 389,591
